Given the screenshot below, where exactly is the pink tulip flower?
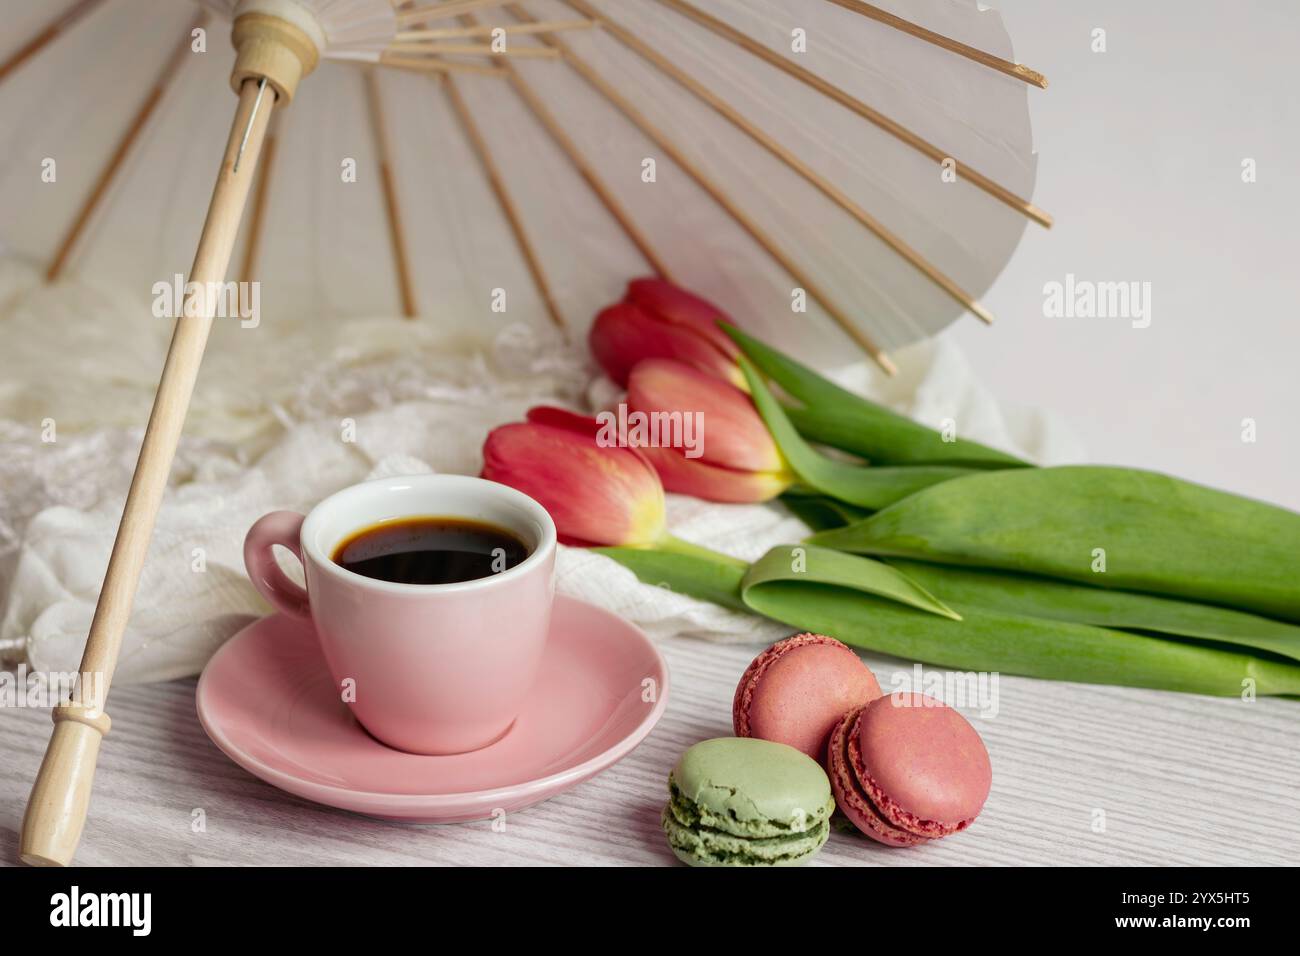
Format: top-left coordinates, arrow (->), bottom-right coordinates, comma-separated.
623,360 -> 792,503
589,280 -> 744,389
481,421 -> 667,548
525,405 -> 786,506
624,278 -> 740,360
627,359 -> 783,474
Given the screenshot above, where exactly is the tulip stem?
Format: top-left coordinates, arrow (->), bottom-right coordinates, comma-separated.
656,534 -> 749,568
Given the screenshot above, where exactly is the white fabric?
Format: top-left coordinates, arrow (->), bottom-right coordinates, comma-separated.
0,258 -> 1082,683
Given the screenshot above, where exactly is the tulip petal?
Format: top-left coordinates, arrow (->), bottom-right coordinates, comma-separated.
589,301 -> 743,388
625,277 -> 740,358
627,359 -> 785,473
526,405 -> 671,479
636,444 -> 791,504
482,422 -> 666,547
526,405 -> 601,437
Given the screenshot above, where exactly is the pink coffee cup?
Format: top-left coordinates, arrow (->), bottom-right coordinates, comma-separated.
244,474 -> 556,755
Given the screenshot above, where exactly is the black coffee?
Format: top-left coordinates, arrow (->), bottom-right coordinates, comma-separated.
332,517 -> 529,585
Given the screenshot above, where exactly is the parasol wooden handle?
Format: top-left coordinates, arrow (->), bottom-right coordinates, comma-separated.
20,77 -> 277,867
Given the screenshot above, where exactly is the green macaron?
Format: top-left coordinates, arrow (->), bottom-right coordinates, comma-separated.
662,737 -> 835,866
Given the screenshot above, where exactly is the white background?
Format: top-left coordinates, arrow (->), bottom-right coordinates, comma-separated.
951,0 -> 1299,509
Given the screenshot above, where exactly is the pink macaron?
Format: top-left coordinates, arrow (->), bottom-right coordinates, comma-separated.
827,708 -> 928,847
733,633 -> 882,761
828,692 -> 991,845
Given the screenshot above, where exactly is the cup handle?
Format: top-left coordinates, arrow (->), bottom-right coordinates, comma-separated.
244,510 -> 311,621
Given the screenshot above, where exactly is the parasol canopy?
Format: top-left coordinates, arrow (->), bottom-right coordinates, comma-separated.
1,0 -> 1046,367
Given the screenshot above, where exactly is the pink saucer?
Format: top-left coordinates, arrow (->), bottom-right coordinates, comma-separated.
196,596 -> 669,822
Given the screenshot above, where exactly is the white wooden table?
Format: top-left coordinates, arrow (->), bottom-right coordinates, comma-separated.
2,634 -> 1297,866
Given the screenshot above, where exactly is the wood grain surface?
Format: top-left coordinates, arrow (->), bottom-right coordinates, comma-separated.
3,633 -> 1297,866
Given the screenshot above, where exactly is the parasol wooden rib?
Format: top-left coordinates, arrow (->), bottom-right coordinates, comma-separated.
238,112 -> 281,282
397,19 -> 595,41
0,0 -> 105,85
397,0 -> 519,27
47,13 -> 207,282
365,68 -> 419,318
379,51 -> 505,75
442,73 -> 568,333
823,0 -> 1048,88
388,41 -> 560,57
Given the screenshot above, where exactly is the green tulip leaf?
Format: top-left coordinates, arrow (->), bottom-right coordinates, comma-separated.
736,354 -> 972,509
594,545 -> 749,612
595,542 -> 958,620
722,323 -> 1026,469
888,559 -> 1300,663
809,465 -> 1300,624
780,492 -> 871,532
744,545 -> 961,621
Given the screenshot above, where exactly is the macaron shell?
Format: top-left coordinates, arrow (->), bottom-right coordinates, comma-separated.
669,737 -> 835,837
665,782 -> 792,840
826,709 -> 928,848
733,633 -> 882,761
856,693 -> 991,835
662,801 -> 832,866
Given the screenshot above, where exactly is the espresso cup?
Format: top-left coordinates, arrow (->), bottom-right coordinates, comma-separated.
243,474 -> 556,755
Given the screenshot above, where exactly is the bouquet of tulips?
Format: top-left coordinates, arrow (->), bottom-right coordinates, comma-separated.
483,278 -> 1300,697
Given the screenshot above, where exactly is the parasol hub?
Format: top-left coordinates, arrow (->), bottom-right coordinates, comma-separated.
230,0 -> 324,103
